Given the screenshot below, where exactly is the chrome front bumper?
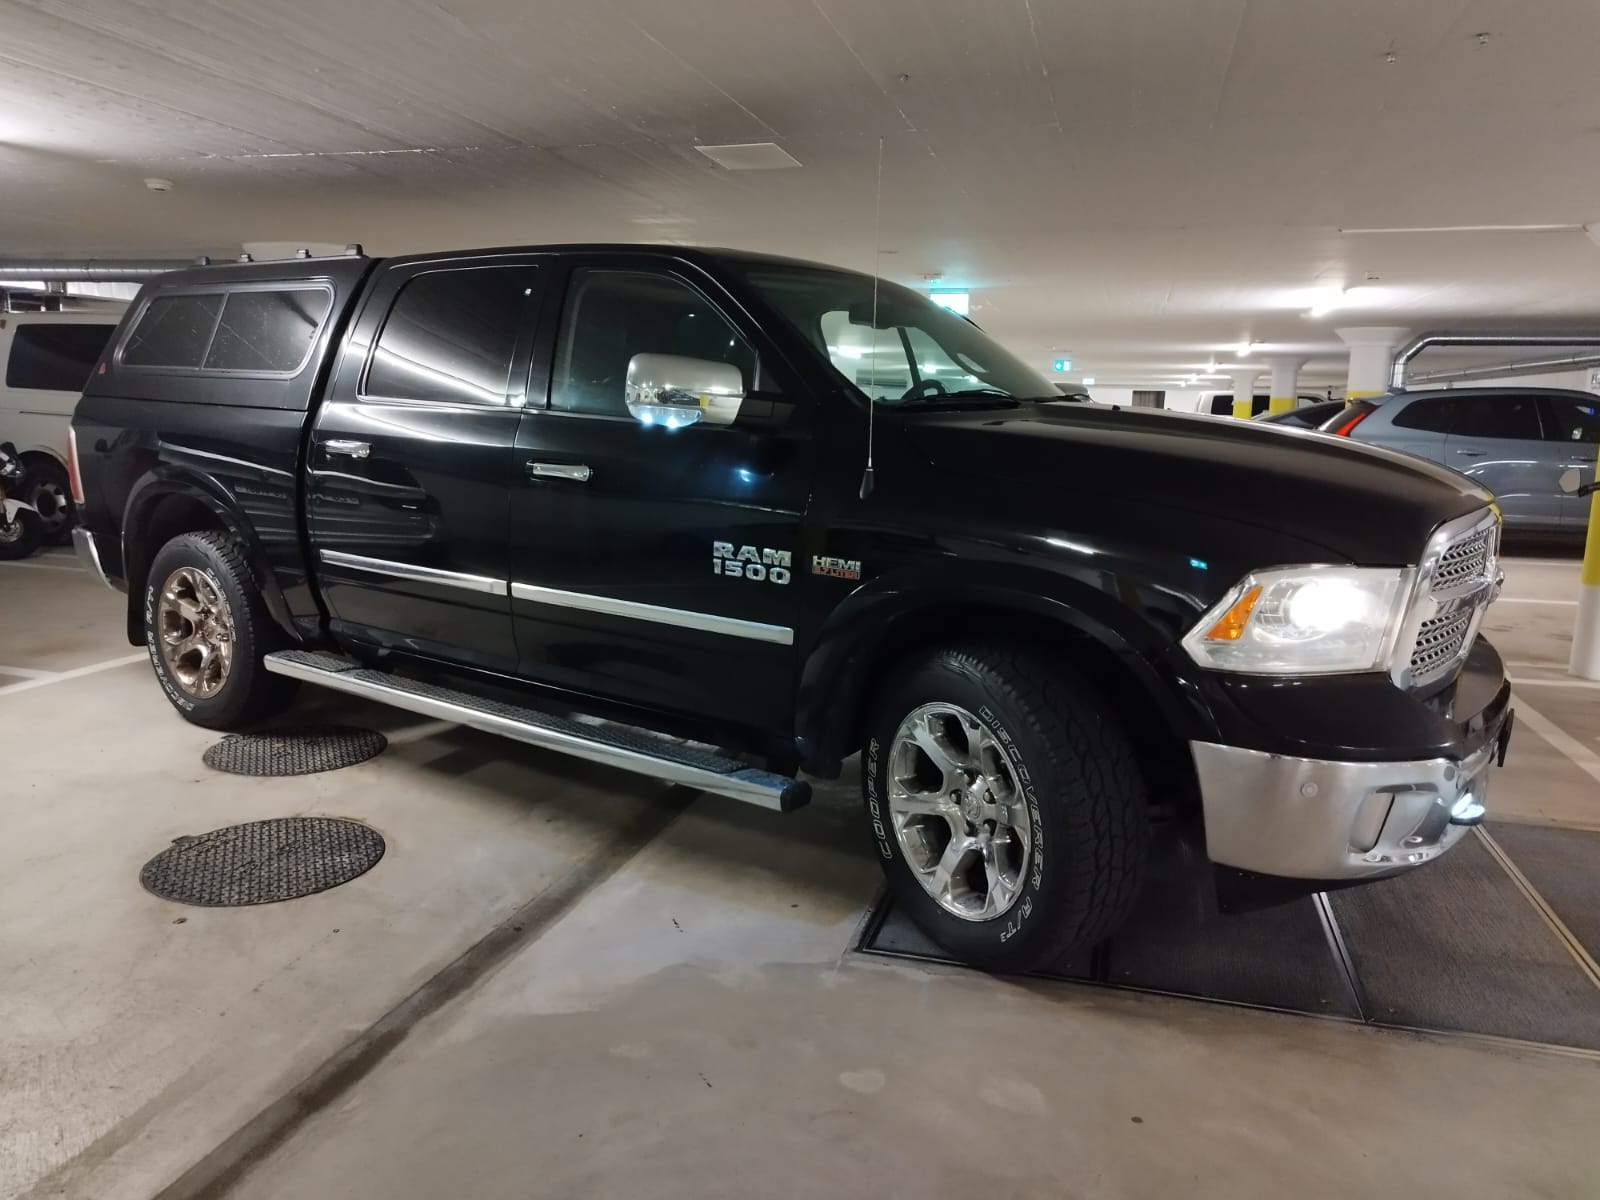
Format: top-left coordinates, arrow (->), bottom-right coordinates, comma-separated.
72,526 -> 115,591
1191,735 -> 1502,880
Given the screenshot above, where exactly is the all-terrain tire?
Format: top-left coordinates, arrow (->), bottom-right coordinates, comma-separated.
863,643 -> 1149,973
143,531 -> 297,729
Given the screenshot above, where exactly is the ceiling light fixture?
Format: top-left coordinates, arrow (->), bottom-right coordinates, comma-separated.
1340,223 -> 1580,235
693,142 -> 802,170
1234,342 -> 1257,358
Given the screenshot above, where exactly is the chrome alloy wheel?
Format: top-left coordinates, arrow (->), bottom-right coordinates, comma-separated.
157,566 -> 235,698
887,702 -> 1033,921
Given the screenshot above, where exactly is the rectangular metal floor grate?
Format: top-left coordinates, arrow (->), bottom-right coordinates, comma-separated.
858,823 -> 1600,1049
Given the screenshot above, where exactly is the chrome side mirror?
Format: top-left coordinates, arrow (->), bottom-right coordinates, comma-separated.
1560,467 -> 1582,494
625,353 -> 745,429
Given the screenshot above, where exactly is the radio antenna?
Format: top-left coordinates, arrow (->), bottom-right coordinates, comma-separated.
859,134 -> 884,501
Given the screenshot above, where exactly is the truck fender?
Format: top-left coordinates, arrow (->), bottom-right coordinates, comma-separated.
793,564 -> 1207,777
120,467 -> 297,643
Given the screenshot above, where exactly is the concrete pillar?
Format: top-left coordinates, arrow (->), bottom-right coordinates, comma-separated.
1336,327 -> 1410,401
1228,369 -> 1258,419
1268,357 -> 1306,415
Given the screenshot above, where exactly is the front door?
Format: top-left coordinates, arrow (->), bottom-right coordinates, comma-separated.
509,258 -> 810,731
1442,392 -> 1561,530
307,258 -> 543,671
1539,395 -> 1600,531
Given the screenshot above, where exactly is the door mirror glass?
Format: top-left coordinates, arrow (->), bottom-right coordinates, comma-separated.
1560,467 -> 1582,494
625,353 -> 744,429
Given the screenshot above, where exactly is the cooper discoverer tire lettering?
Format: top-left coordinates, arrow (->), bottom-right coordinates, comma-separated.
863,642 -> 1149,973
143,531 -> 297,729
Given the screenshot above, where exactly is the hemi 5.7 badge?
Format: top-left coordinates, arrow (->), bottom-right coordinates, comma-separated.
812,555 -> 862,581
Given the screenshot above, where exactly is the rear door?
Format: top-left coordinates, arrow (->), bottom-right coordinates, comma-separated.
507,255 -> 810,730
1372,394 -> 1454,463
307,257 -> 544,671
1442,393 -> 1558,529
1539,395 -> 1600,530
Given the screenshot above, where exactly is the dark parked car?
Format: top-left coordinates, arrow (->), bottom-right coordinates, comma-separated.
1321,387 -> 1600,533
1254,400 -> 1345,429
71,244 -> 1512,972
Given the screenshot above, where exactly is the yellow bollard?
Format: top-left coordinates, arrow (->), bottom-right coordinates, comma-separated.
1571,485 -> 1600,679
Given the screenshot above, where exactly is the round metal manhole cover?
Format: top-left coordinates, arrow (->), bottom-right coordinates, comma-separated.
140,817 -> 386,906
202,726 -> 387,777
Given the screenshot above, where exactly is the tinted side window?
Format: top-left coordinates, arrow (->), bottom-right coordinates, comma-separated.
1542,397 -> 1600,443
1391,396 -> 1456,433
122,294 -> 223,368
5,324 -> 115,391
1452,395 -> 1543,440
553,269 -> 755,417
365,267 -> 533,406
204,289 -> 333,373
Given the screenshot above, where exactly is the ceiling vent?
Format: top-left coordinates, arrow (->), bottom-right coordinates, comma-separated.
694,142 -> 801,170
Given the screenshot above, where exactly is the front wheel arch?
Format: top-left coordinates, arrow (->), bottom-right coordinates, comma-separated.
798,594 -> 1202,808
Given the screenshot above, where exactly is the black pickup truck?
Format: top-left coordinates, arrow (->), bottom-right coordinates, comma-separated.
70,244 -> 1513,971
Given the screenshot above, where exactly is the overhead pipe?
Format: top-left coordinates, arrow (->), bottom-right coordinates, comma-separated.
0,258 -> 194,281
1407,352 -> 1600,385
1391,333 -> 1600,390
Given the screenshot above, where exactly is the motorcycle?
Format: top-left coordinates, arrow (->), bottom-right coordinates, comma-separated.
0,441 -> 43,561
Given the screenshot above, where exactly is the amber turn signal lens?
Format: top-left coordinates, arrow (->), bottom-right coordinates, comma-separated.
1204,585 -> 1262,641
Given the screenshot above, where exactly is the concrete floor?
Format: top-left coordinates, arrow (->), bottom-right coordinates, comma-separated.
3,544 -> 1599,1200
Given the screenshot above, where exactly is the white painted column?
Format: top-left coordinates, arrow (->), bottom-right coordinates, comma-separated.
1268,356 -> 1306,415
1335,327 -> 1410,401
1228,369 -> 1258,419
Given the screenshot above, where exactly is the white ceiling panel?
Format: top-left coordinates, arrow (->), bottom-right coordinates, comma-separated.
4,0 -> 1600,384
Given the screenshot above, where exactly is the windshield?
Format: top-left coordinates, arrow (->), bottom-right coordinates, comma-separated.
739,264 -> 1057,408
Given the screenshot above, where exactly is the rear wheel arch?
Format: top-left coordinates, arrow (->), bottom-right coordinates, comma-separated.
120,479 -> 291,646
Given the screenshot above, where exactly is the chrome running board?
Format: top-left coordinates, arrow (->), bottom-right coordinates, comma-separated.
263,650 -> 808,812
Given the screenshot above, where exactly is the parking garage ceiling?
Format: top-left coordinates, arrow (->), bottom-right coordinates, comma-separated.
4,0 -> 1600,386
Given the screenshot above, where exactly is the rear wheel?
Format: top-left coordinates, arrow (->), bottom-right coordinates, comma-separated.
143,531 -> 296,729
863,643 -> 1149,973
0,503 -> 41,560
22,459 -> 74,546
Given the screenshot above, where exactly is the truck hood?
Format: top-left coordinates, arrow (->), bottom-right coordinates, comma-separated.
904,402 -> 1493,564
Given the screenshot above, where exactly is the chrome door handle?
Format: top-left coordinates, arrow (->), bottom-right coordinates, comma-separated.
324,439 -> 371,459
1454,449 -> 1485,458
526,462 -> 591,482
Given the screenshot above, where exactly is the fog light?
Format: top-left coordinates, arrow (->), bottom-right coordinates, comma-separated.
1449,792 -> 1485,826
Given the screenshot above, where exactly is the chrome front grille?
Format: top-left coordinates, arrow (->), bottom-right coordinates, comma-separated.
1432,526 -> 1494,596
1395,510 -> 1500,690
1409,610 -> 1474,682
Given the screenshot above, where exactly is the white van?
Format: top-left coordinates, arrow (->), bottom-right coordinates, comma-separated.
1,311 -> 123,541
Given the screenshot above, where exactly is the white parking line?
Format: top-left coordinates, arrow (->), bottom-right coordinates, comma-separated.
0,664 -> 54,679
0,559 -> 83,572
1494,597 -> 1579,606
1510,696 -> 1600,787
0,653 -> 147,697
1512,676 -> 1600,690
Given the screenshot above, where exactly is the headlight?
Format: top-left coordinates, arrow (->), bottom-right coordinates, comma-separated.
1183,566 -> 1414,674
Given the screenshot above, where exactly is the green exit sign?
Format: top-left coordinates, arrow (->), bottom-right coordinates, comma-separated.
1052,358 -> 1071,373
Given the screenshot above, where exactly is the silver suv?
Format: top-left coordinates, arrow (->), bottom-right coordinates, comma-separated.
1321,387 -> 1600,533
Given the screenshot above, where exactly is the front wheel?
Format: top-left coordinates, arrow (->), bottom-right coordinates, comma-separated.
143,531 -> 296,729
863,643 -> 1149,973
